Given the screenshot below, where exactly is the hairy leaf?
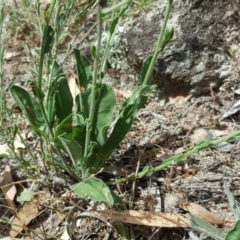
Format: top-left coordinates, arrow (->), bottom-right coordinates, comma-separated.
59,137 -> 83,168
55,113 -> 86,147
71,177 -> 114,206
52,62 -> 73,122
95,85 -> 149,167
10,86 -> 44,133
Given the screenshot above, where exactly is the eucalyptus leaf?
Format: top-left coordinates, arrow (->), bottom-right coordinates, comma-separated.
71,177 -> 114,206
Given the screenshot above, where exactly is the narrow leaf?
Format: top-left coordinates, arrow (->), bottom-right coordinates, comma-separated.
10,85 -> 44,132
95,85 -> 149,165
224,182 -> 240,221
91,45 -> 97,58
74,49 -> 92,90
140,56 -> 153,84
55,113 -> 86,147
43,25 -> 54,54
110,17 -> 119,35
52,62 -> 73,122
59,137 -> 83,168
71,177 -> 114,206
189,214 -> 226,240
159,28 -> 174,52
47,93 -> 56,127
92,84 -> 116,145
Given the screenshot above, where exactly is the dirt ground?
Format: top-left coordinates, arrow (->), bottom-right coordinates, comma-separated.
1,2 -> 240,240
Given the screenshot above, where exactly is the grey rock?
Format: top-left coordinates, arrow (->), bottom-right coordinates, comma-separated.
116,0 -> 240,97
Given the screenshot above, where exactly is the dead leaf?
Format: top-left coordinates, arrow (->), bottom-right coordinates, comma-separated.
92,210 -> 189,228
179,201 -> 224,225
4,52 -> 22,60
9,192 -> 49,238
68,77 -> 80,100
0,165 -> 17,213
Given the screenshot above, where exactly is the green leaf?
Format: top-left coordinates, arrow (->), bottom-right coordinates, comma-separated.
159,28 -> 174,52
226,219 -> 240,240
10,85 -> 44,132
74,49 -> 92,90
43,25 -> 54,54
51,62 -> 73,122
74,49 -> 92,114
189,214 -> 226,240
81,83 -> 116,146
71,177 -> 114,206
91,45 -> 97,58
110,17 -> 119,35
140,56 -> 153,84
109,2 -> 130,35
19,191 -> 34,202
55,113 -> 86,147
224,182 -> 240,221
59,137 -> 83,168
29,81 -> 45,100
95,85 -> 149,166
47,93 -> 56,127
93,84 -> 116,145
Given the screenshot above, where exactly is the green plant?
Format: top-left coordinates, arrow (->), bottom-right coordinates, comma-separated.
7,0 -> 174,204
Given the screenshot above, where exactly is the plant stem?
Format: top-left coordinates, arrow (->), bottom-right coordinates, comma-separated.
142,0 -> 173,86
0,5 -> 4,125
107,129 -> 240,185
83,7 -> 102,170
34,0 -> 80,180
37,0 -> 56,90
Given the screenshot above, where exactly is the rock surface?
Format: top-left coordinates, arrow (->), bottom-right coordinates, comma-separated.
110,0 -> 240,99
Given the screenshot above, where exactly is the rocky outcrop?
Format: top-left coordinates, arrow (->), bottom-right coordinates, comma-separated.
107,0 -> 240,99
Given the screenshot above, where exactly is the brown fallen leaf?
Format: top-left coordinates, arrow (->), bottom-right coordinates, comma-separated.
179,201 -> 224,225
9,191 -> 49,238
0,165 -> 17,213
92,210 -> 189,228
4,51 -> 22,60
